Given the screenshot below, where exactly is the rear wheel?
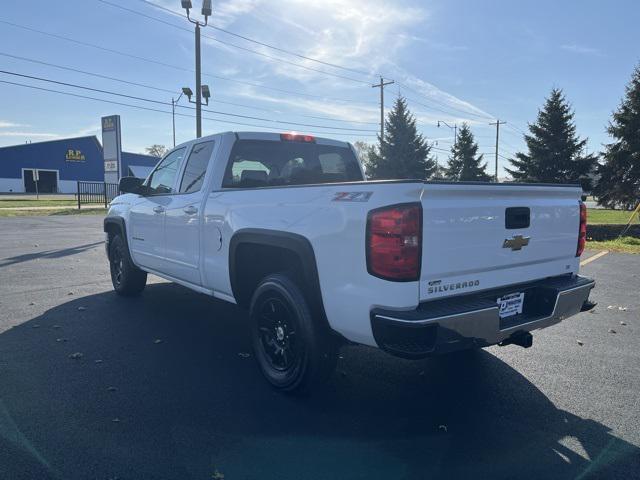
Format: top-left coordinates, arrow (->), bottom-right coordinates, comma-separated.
109,234 -> 147,296
249,273 -> 337,393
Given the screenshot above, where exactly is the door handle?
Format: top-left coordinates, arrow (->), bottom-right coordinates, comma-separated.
153,206 -> 165,214
183,205 -> 198,215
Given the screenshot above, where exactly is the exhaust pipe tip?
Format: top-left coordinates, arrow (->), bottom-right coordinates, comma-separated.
499,332 -> 533,349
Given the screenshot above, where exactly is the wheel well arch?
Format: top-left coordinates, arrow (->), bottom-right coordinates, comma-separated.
229,229 -> 330,330
104,217 -> 131,260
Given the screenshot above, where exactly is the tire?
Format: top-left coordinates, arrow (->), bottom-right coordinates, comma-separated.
249,273 -> 337,393
109,234 -> 147,296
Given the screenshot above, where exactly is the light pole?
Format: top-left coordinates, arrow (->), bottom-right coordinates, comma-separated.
437,120 -> 457,148
180,0 -> 212,138
171,91 -> 185,147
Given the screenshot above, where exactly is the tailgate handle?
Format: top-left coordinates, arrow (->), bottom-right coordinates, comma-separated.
505,207 -> 530,229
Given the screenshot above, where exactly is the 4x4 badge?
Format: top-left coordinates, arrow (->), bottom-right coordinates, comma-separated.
503,234 -> 530,251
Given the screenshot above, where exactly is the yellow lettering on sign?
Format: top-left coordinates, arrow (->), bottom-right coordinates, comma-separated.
65,149 -> 86,161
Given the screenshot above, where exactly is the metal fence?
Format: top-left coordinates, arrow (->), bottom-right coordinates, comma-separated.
76,181 -> 119,209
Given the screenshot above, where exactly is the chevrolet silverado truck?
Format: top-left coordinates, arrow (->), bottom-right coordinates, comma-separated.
104,131 -> 595,392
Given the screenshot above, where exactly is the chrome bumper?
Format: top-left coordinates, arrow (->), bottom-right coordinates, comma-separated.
371,275 -> 595,359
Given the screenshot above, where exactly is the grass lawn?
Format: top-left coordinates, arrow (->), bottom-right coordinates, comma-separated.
587,237 -> 640,254
0,208 -> 106,217
588,208 -> 638,224
0,199 -> 77,208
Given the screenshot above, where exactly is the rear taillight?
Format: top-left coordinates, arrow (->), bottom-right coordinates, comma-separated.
366,203 -> 422,281
576,202 -> 587,257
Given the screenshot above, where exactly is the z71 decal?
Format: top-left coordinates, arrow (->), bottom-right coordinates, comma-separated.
332,191 -> 373,202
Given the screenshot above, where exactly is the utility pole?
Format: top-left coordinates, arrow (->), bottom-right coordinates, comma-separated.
181,0 -> 212,138
489,119 -> 506,182
372,76 -> 394,150
171,90 -> 185,147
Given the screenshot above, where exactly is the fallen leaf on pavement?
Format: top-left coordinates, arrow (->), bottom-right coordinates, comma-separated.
212,469 -> 225,480
620,321 -> 627,326
237,352 -> 250,358
608,329 -> 617,334
107,387 -> 117,392
577,340 -> 584,346
77,306 -> 87,311
69,352 -> 83,360
95,359 -> 103,364
438,425 -> 448,433
56,338 -> 67,343
153,339 -> 163,344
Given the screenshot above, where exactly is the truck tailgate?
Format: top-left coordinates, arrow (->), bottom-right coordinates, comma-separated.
419,183 -> 583,301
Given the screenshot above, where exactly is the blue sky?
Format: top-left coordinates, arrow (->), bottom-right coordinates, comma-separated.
0,0 -> 638,176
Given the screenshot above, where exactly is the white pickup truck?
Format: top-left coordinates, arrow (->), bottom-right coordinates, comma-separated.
104,131 -> 595,392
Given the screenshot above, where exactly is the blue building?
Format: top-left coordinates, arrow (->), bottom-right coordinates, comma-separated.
0,136 -> 159,193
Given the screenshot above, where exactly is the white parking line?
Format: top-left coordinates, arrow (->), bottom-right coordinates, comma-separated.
580,250 -> 609,266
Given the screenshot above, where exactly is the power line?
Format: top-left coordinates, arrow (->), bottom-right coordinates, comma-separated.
135,0 -> 373,78
0,70 -> 377,133
0,51 -> 378,125
0,79 -> 376,138
398,81 -> 495,120
0,19 -> 376,106
96,0 -> 371,85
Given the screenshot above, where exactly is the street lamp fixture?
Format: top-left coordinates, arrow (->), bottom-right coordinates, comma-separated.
201,84 -> 211,101
202,0 -> 212,17
437,120 -> 458,148
182,87 -> 193,100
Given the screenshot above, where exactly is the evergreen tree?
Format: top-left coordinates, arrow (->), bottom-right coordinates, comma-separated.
506,88 -> 596,188
446,123 -> 491,181
594,65 -> 640,209
365,96 -> 436,179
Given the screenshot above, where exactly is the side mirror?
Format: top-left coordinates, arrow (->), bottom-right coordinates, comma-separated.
119,176 -> 144,195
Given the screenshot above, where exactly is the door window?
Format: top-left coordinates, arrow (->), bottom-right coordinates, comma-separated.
179,141 -> 215,193
145,147 -> 186,195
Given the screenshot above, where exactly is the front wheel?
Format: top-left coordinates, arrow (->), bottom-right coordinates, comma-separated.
109,234 -> 147,296
249,273 -> 337,393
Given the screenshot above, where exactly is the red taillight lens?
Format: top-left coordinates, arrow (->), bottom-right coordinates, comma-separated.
576,202 -> 587,257
367,203 -> 422,281
280,133 -> 315,143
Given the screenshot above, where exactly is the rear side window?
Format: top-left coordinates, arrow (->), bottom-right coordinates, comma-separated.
179,140 -> 215,193
222,140 -> 363,188
145,147 -> 186,195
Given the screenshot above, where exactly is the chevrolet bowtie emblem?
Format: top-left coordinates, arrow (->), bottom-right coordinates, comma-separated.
503,234 -> 530,251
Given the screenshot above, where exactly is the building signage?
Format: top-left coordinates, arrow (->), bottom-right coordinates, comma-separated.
102,115 -> 122,183
104,160 -> 118,172
102,116 -> 116,132
65,149 -> 86,162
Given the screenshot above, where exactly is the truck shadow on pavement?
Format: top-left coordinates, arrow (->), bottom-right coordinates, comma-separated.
0,282 -> 638,480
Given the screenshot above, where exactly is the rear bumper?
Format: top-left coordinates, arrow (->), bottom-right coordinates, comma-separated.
371,275 -> 595,359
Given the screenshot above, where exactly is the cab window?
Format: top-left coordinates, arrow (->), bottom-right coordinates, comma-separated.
179,141 -> 215,193
145,147 -> 186,195
222,139 -> 363,188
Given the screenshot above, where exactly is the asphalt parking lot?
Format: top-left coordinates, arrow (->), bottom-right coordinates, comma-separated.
0,215 -> 639,480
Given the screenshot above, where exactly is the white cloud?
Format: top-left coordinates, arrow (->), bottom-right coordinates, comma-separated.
0,121 -> 29,128
0,131 -> 59,138
561,44 -> 602,56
